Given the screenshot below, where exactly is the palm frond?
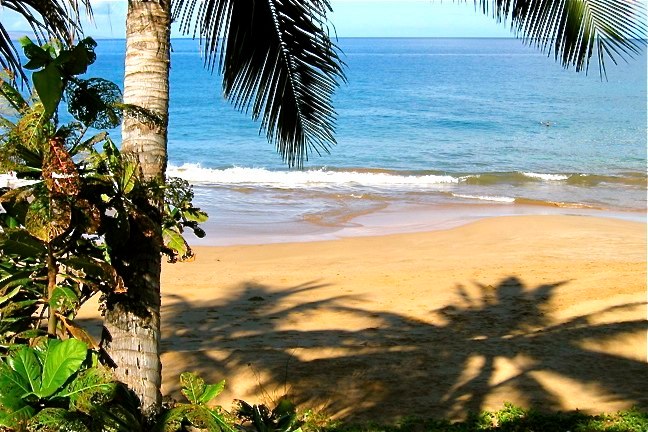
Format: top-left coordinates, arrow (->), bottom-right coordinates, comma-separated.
475,0 -> 647,76
0,0 -> 93,82
172,0 -> 346,167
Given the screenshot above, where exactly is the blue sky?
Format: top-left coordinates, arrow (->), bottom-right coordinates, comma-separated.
3,0 -> 514,39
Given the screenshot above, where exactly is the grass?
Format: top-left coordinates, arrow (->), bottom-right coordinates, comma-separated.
299,404 -> 648,432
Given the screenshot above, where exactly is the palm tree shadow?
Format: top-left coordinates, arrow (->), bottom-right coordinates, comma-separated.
155,276 -> 647,420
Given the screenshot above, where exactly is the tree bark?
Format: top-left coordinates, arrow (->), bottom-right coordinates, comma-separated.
101,0 -> 170,419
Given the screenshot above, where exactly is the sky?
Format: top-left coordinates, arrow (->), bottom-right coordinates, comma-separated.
2,0 -> 514,39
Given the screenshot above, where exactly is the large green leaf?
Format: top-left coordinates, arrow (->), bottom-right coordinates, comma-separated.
180,372 -> 205,405
199,380 -> 225,404
19,37 -> 51,71
0,230 -> 46,259
7,347 -> 42,395
39,339 -> 87,398
0,404 -> 35,429
163,228 -> 189,260
32,63 -> 63,119
59,367 -> 116,410
25,197 -> 71,243
0,362 -> 30,409
28,407 -> 90,432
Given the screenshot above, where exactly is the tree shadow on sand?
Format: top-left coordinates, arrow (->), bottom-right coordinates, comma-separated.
158,277 -> 647,420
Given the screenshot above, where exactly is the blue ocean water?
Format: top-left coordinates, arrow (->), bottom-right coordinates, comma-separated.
88,38 -> 646,243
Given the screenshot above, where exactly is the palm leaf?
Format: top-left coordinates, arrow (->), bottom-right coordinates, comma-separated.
172,0 -> 346,167
0,0 -> 93,82
474,0 -> 647,76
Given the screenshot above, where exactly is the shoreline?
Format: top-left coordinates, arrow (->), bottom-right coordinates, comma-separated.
191,200 -> 646,246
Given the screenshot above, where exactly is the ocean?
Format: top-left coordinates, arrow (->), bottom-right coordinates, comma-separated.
34,38 -> 648,244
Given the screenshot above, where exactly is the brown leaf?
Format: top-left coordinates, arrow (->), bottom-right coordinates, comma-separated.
43,137 -> 80,196
57,313 -> 100,350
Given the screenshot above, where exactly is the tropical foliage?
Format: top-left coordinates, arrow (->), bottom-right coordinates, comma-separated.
0,37 -> 212,430
0,36 -> 206,344
0,338 -> 141,432
473,0 -> 647,76
0,0 -> 92,83
171,0 -> 347,167
154,372 -> 234,432
236,397 -> 304,432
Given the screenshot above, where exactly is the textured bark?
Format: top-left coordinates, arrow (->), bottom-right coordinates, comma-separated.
122,0 -> 170,180
101,0 -> 170,419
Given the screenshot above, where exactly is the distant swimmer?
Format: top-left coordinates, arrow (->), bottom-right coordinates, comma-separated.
540,120 -> 553,127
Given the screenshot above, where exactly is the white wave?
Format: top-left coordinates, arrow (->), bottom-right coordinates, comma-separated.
452,193 -> 515,203
523,172 -> 569,181
167,164 -> 460,189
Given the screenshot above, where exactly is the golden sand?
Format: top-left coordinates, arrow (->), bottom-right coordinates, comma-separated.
80,215 -> 648,420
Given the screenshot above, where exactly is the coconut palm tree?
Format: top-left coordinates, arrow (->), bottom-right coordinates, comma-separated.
99,0 -> 171,419
100,0 -> 345,420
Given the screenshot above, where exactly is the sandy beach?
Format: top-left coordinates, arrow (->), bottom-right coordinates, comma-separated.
149,214 -> 647,420
78,214 -> 647,421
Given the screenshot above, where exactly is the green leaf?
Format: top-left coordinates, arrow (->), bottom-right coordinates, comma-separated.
59,367 -> 116,411
27,407 -> 90,432
0,362 -> 31,409
185,405 -> 220,430
154,405 -> 192,432
0,230 -> 46,258
49,286 -> 80,313
119,160 -> 139,195
91,404 -> 143,432
7,347 -> 42,394
198,380 -> 225,404
25,198 -> 71,243
19,37 -> 51,70
162,228 -> 188,259
0,80 -> 28,113
0,404 -> 35,428
180,372 -> 205,404
39,339 -> 87,398
184,209 -> 209,223
0,287 -> 21,305
32,63 -> 63,119
210,408 -> 238,432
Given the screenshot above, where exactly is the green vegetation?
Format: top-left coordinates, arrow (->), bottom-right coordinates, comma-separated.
304,404 -> 648,432
0,338 -> 140,431
0,39 -> 214,431
236,397 -> 304,432
155,372 -> 234,432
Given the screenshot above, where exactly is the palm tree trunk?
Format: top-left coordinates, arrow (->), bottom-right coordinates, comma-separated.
101,0 -> 170,419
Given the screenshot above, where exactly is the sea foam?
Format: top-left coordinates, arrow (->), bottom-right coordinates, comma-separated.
522,172 -> 570,181
167,164 -> 460,189
452,194 -> 516,203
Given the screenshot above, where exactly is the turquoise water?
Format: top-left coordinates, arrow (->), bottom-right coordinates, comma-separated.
88,38 -> 646,243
